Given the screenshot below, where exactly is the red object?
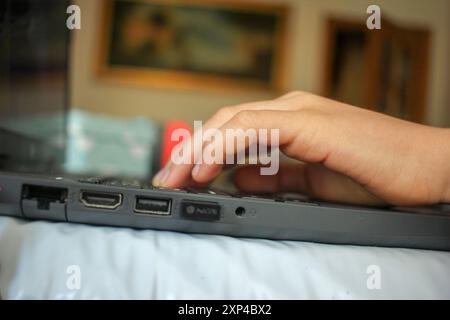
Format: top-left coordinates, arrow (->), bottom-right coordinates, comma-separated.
160,120 -> 192,168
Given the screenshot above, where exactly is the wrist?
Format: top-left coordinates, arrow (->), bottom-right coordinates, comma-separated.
440,129 -> 450,203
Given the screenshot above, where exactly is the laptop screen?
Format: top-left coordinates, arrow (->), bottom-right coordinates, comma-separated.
0,0 -> 69,171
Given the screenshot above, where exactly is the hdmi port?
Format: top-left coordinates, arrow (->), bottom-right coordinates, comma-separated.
80,191 -> 122,209
134,196 -> 171,216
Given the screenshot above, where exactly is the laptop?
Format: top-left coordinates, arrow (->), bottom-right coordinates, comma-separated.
1,0 -> 450,251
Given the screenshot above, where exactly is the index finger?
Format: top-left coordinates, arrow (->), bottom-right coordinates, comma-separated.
154,99 -> 296,188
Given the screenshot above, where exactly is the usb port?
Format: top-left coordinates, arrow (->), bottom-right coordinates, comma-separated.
80,191 -> 122,210
134,196 -> 171,216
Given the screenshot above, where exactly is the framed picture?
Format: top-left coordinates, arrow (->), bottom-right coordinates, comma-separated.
96,0 -> 288,91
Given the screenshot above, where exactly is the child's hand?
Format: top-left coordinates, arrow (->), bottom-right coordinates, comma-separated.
153,91 -> 450,206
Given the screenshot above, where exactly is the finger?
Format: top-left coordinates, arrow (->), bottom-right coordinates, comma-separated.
234,163 -> 384,206
191,109 -> 322,184
156,100 -> 296,188
157,93 -> 324,188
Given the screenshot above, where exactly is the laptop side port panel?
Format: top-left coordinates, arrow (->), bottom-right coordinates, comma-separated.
21,185 -> 68,221
180,200 -> 221,221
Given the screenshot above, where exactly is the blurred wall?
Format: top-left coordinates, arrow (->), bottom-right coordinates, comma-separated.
71,0 -> 450,126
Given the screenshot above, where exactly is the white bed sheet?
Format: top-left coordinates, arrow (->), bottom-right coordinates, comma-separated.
0,216 -> 449,299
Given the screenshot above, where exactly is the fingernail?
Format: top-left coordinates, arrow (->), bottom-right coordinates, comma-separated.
192,163 -> 201,178
153,166 -> 170,186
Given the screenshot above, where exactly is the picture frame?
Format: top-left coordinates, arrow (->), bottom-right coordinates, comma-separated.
96,0 -> 289,92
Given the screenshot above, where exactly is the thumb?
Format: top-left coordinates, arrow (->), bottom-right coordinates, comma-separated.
234,163 -> 384,206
